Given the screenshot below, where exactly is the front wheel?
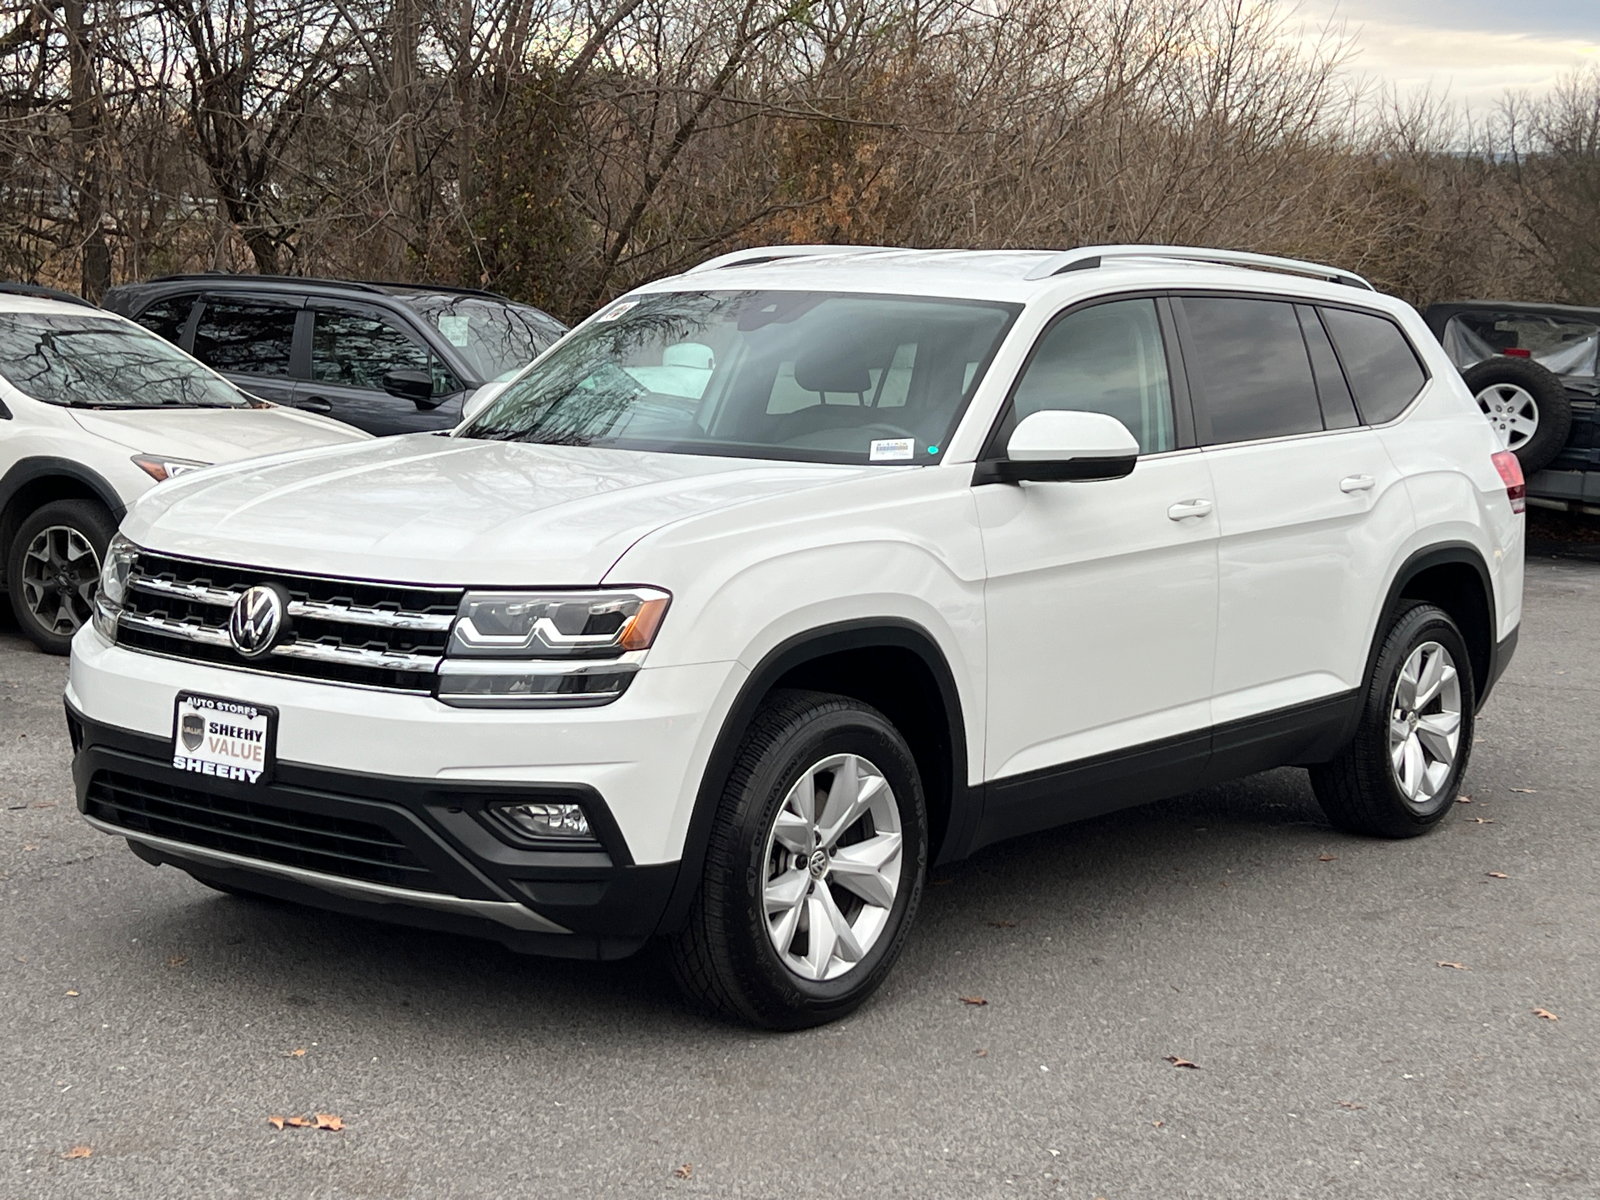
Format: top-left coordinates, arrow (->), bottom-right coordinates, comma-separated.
667,689 -> 928,1029
1311,602 -> 1475,838
5,498 -> 116,655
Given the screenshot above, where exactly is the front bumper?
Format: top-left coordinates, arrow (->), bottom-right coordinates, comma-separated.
68,703 -> 678,958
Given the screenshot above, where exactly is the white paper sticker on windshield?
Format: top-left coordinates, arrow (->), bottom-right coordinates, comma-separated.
596,300 -> 638,323
437,314 -> 471,346
870,438 -> 915,462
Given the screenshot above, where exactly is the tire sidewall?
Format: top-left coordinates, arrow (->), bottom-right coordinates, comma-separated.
6,498 -> 115,654
1366,605 -> 1476,829
725,702 -> 928,1023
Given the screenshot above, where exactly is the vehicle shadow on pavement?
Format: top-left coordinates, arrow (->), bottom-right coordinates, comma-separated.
104,766 -> 1338,1039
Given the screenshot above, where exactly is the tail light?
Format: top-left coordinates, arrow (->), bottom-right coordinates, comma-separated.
1501,347 -> 1532,358
1492,450 -> 1525,514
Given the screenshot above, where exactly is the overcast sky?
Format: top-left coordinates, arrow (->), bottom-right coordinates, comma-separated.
1294,0 -> 1600,105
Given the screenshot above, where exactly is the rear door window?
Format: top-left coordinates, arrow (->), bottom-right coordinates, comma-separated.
1179,296 -> 1323,444
192,300 -> 298,377
1319,306 -> 1427,424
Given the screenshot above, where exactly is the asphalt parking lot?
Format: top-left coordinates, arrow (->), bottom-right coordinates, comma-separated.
3,552 -> 1597,1200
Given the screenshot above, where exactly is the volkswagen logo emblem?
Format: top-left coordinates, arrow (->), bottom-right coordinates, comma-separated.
228,584 -> 287,658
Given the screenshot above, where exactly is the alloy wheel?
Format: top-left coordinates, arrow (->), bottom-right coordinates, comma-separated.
1387,640 -> 1462,808
761,753 -> 903,982
1475,382 -> 1539,452
19,524 -> 101,637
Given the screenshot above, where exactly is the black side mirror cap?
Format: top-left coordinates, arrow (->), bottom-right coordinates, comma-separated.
382,368 -> 440,408
971,455 -> 1137,485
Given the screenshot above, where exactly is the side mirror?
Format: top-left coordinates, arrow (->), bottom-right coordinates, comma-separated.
978,410 -> 1139,484
460,380 -> 508,425
382,368 -> 439,409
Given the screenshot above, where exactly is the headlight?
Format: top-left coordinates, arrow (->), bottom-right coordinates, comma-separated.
92,533 -> 139,641
132,455 -> 209,482
437,588 -> 670,708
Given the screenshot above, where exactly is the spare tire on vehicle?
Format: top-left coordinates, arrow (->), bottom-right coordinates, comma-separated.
1462,356 -> 1571,475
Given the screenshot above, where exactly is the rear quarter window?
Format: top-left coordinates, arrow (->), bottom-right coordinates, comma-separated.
1320,306 -> 1427,424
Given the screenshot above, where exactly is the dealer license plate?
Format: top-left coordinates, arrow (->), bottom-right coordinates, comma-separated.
171,692 -> 277,785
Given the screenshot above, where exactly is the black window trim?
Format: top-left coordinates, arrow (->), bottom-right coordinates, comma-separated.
1314,298 -> 1433,428
976,289 -> 1196,466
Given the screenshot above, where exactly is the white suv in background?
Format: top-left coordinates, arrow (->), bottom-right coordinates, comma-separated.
0,285 -> 368,653
67,246 -> 1525,1029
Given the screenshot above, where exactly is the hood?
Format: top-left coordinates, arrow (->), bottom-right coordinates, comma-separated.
123,435 -> 870,586
71,405 -> 369,463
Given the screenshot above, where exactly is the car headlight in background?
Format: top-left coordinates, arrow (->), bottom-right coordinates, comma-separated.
131,454 -> 209,482
92,533 -> 139,641
437,588 -> 670,708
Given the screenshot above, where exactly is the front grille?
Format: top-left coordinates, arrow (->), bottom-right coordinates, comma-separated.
85,769 -> 447,892
117,551 -> 462,692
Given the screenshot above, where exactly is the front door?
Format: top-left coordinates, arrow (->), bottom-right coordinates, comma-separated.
976,296 -> 1219,844
297,304 -> 464,435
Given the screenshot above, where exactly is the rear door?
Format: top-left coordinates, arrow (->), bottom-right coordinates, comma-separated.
1176,294 -> 1415,762
188,294 -> 303,406
297,303 -> 466,435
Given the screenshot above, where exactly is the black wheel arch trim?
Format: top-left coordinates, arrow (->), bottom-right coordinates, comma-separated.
0,456 -> 127,523
1368,541 -> 1507,717
653,617 -> 975,937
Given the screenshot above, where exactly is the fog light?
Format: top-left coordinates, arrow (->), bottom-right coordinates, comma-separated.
494,802 -> 592,840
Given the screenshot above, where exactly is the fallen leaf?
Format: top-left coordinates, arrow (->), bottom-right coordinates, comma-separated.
268,1116 -> 285,1130
62,1146 -> 92,1160
1487,872 -> 1508,879
1437,962 -> 1467,970
314,1113 -> 344,1131
1456,795 -> 1473,804
287,1048 -> 307,1058
931,878 -> 953,886
65,990 -> 79,997
1164,1056 -> 1201,1069
1337,1101 -> 1366,1111
1467,817 -> 1496,824
285,1116 -> 313,1128
1318,854 -> 1337,862
674,1163 -> 693,1180
1152,1119 -> 1164,1127
974,1049 -> 988,1057
1219,880 -> 1229,888
23,843 -> 38,851
1510,788 -> 1537,794
986,920 -> 1017,928
959,995 -> 989,1006
166,956 -> 188,968
1047,1148 -> 1060,1157
1534,1008 -> 1559,1022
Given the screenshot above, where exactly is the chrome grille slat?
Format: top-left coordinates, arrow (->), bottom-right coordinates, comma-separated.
117,552 -> 462,692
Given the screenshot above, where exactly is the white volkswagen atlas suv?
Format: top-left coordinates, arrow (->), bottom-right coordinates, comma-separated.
0,284 -> 368,654
67,246 -> 1525,1029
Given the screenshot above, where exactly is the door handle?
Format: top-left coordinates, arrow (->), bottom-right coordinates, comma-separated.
1340,474 -> 1375,493
1167,498 -> 1213,521
295,397 -> 333,414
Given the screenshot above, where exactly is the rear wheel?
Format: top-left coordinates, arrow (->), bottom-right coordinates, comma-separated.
667,689 -> 928,1029
5,498 -> 115,655
1311,602 -> 1475,837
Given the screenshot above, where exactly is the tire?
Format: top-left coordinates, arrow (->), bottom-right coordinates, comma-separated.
1462,356 -> 1571,475
1311,602 -> 1475,838
667,689 -> 928,1030
5,498 -> 116,655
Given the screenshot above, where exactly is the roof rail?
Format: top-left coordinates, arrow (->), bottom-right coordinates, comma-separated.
687,245 -> 902,273
357,279 -> 512,302
1024,245 -> 1374,290
0,281 -> 98,308
147,271 -> 386,294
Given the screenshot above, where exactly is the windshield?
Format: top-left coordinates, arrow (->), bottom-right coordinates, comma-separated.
459,290 -> 1020,464
408,295 -> 567,381
0,313 -> 248,409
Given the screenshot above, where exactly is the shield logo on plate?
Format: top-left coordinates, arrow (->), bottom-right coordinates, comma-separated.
181,712 -> 205,751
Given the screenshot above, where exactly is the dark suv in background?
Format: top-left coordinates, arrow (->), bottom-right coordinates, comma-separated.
1425,300 -> 1599,512
104,276 -> 566,436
